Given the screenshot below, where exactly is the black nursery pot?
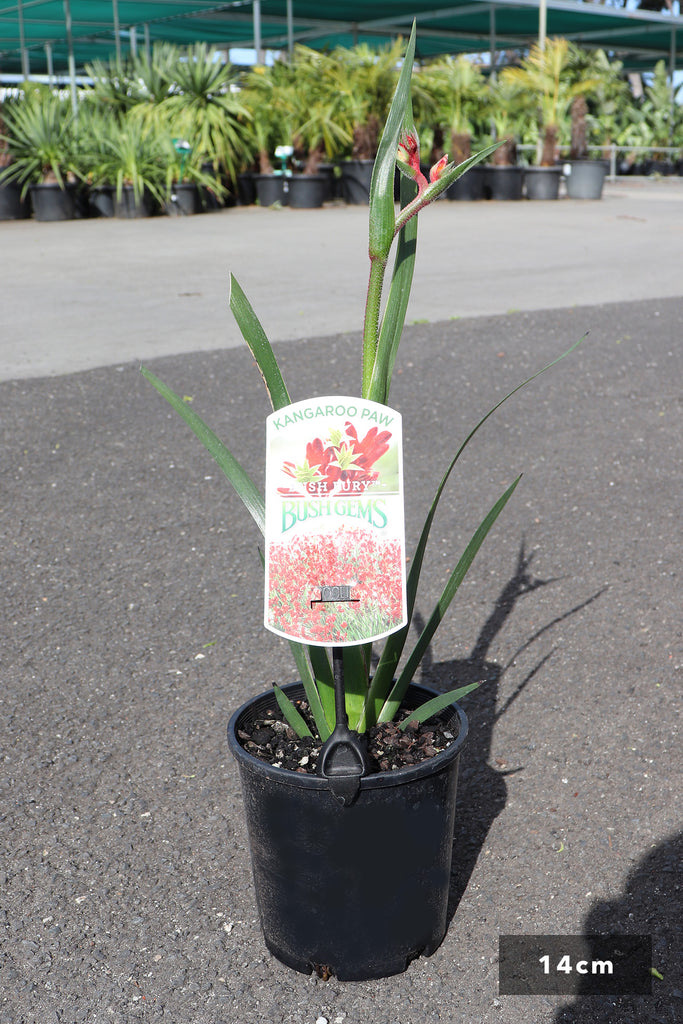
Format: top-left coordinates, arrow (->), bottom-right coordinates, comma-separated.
227,682 -> 468,981
287,173 -> 329,209
483,165 -> 524,200
114,186 -> 154,218
29,183 -> 77,221
445,164 -> 485,201
0,181 -> 30,220
339,159 -> 374,204
254,173 -> 288,206
165,182 -> 200,216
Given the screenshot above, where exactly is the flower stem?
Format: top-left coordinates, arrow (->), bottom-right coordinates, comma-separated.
393,182 -> 441,237
361,253 -> 388,399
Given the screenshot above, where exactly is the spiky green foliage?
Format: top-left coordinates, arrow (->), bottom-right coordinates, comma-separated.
0,87 -> 79,194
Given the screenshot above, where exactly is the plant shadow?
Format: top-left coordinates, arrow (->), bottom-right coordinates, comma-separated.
552,830 -> 682,1022
412,539 -> 606,926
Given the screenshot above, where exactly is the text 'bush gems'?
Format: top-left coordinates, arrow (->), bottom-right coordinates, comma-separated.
142,22 -> 582,745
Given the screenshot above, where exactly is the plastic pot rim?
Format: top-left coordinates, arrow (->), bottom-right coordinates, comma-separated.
227,680 -> 468,793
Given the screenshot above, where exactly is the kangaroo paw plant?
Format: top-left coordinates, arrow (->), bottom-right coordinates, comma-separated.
142,24 -> 581,982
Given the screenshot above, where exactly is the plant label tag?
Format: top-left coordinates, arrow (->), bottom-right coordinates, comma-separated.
264,396 -> 407,647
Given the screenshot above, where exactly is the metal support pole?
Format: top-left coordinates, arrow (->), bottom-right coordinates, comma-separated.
253,0 -> 263,65
130,25 -> 137,59
489,6 -> 496,83
45,42 -> 54,84
286,0 -> 294,60
17,0 -> 30,80
112,0 -> 121,65
63,0 -> 78,115
539,0 -> 547,52
144,23 -> 151,62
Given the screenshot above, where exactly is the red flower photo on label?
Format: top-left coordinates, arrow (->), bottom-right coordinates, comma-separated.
280,421 -> 393,497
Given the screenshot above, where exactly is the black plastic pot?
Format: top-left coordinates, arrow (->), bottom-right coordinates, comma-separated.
484,165 -> 524,200
318,163 -> 338,201
254,173 -> 288,207
0,181 -> 30,220
564,159 -> 607,200
29,183 -> 77,221
287,173 -> 329,209
524,166 -> 562,200
114,186 -> 155,218
228,681 -> 468,981
340,159 -> 374,204
88,185 -> 115,218
445,164 -> 485,201
165,182 -> 200,216
236,172 -> 256,206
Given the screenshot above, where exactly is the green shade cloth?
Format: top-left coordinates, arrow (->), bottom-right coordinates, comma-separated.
0,1 -> 681,76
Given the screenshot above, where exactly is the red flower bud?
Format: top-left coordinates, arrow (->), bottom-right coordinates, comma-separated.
398,131 -> 430,193
429,155 -> 449,182
397,131 -> 421,178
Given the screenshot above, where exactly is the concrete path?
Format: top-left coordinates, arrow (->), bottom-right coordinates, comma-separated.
2,176 -> 683,380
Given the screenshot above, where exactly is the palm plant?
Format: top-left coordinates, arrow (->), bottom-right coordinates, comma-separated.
0,103 -> 12,172
0,86 -> 80,195
486,77 -> 523,165
615,61 -> 683,168
640,59 -> 683,153
85,43 -> 179,122
502,37 -> 598,165
332,39 -> 403,159
241,59 -> 297,173
422,54 -> 487,164
568,47 -> 631,153
286,46 -> 351,172
88,111 -> 169,206
157,44 -> 252,181
84,56 -> 145,115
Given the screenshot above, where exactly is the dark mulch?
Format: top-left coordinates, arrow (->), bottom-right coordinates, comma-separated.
236,699 -> 457,775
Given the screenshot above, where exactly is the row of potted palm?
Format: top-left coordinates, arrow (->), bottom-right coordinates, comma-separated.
0,44 -> 251,220
241,37 -> 683,205
2,37 -> 681,219
238,39 -> 405,207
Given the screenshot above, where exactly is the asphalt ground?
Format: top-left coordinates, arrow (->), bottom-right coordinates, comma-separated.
1,181 -> 681,1023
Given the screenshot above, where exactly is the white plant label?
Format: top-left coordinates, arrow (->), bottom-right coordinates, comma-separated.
264,396 -> 407,647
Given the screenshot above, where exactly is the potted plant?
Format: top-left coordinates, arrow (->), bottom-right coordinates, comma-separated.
142,24 -> 579,981
634,59 -> 682,175
70,101 -> 115,216
157,44 -> 252,191
241,60 -> 295,206
88,111 -> 168,217
569,47 -> 631,168
547,43 -> 622,199
285,46 -> 350,208
332,39 -> 403,203
0,101 -> 29,219
502,37 -> 597,200
162,137 -> 227,216
0,86 -> 83,220
424,54 -> 488,200
484,77 -> 524,199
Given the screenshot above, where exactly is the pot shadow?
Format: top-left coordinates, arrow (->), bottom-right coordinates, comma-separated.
412,539 -> 606,924
552,830 -> 682,1022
